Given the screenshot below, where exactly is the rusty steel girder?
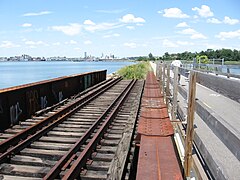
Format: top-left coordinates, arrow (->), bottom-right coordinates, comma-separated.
0,70 -> 106,131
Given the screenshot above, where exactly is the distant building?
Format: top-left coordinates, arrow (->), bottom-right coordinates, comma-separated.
84,52 -> 87,59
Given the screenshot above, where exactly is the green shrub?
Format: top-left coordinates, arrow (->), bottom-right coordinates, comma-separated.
117,62 -> 150,79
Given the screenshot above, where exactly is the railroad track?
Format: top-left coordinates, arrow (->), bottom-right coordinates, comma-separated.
0,78 -> 144,180
0,78 -> 113,142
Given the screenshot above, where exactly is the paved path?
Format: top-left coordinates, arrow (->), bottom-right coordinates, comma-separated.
150,62 -> 240,179
178,73 -> 240,137
175,71 -> 240,179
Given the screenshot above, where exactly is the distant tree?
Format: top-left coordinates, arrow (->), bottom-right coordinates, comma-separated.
137,56 -> 148,61
148,53 -> 155,61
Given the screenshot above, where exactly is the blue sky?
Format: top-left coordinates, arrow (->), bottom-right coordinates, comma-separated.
0,0 -> 239,57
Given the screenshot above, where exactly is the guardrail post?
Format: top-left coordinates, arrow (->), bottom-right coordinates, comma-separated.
227,68 -> 230,78
171,66 -> 178,121
156,61 -> 159,78
159,63 -> 162,83
184,71 -> 197,177
215,67 -> 218,76
162,63 -> 166,94
166,65 -> 170,107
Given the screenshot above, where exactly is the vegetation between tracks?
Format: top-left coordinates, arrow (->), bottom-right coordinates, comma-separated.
117,62 -> 150,79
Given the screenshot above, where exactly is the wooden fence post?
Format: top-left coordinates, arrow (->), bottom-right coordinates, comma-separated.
162,63 -> 166,94
171,66 -> 178,121
184,71 -> 197,177
156,61 -> 159,78
166,65 -> 170,107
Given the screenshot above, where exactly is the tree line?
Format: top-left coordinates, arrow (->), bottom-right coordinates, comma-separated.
137,49 -> 240,62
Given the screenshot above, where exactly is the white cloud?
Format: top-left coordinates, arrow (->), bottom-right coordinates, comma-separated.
176,41 -> 194,45
191,33 -> 207,39
84,22 -> 123,33
25,40 -> 48,46
65,40 -> 77,44
84,40 -> 92,45
124,42 -> 137,48
21,23 -> 32,27
52,42 -> 60,46
162,8 -> 189,18
176,22 -> 189,28
51,23 -> 82,36
70,40 -> 77,44
103,33 -> 120,38
126,26 -> 135,30
207,18 -> 221,24
0,41 -> 20,48
179,28 -> 207,39
23,11 -> 52,17
223,16 -> 239,25
74,47 -> 81,51
162,39 -> 178,47
193,15 -> 198,19
83,20 -> 96,25
180,28 -> 197,34
192,5 -> 213,18
120,14 -> 145,23
215,29 -> 240,40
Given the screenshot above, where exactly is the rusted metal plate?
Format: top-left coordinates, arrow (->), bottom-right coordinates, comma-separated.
143,88 -> 163,98
0,70 -> 107,131
136,136 -> 183,180
141,108 -> 169,119
144,84 -> 159,89
138,117 -> 174,136
141,98 -> 166,109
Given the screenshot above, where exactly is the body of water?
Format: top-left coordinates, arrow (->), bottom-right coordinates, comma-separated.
0,61 -> 134,89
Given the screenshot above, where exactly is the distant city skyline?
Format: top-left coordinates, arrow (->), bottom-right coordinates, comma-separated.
0,0 -> 239,57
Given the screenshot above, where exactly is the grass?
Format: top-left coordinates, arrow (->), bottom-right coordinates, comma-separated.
224,61 -> 240,65
117,61 -> 150,79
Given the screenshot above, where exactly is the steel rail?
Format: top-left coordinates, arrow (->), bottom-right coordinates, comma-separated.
0,77 -> 119,153
62,80 -> 137,180
43,79 -> 135,180
35,78 -> 112,116
0,77 -> 122,163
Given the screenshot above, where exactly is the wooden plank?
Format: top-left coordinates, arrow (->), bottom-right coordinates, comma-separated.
20,148 -> 66,160
10,155 -> 56,167
162,63 -> 166,94
39,136 -> 78,144
47,131 -> 84,138
87,161 -> 111,171
171,66 -> 179,121
0,175 -> 41,180
196,71 -> 240,103
184,71 -> 197,177
81,170 -> 107,179
166,65 -> 170,108
57,124 -> 90,128
52,127 -> 89,132
30,141 -> 72,151
93,153 -> 114,162
0,163 -> 50,178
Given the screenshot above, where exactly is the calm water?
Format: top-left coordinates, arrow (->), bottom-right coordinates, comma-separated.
0,61 -> 134,89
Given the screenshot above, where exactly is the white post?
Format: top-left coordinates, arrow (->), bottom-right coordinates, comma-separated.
171,66 -> 178,121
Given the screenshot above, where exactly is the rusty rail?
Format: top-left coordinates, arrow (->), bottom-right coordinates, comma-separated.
60,80 -> 137,180
0,77 -> 122,163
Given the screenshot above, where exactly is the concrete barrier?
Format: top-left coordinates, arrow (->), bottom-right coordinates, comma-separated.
0,70 -> 107,131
